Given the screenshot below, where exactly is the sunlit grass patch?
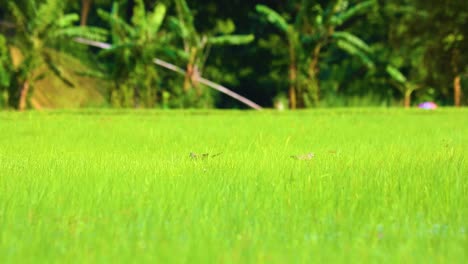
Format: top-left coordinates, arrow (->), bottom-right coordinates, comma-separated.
0,108 -> 467,263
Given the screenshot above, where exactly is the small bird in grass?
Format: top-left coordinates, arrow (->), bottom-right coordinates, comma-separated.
189,152 -> 222,159
290,152 -> 315,160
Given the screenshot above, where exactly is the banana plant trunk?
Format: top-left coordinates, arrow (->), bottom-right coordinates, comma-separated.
454,75 -> 461,107
184,47 -> 198,92
307,44 -> 323,106
451,48 -> 461,107
288,38 -> 297,109
404,90 -> 411,108
288,64 -> 297,109
80,0 -> 92,26
19,80 -> 30,111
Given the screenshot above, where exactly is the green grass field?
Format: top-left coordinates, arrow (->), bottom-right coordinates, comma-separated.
0,109 -> 467,263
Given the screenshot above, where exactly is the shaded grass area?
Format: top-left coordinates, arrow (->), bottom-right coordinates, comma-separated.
0,109 -> 467,263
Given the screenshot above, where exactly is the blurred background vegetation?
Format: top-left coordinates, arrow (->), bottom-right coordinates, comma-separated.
0,0 -> 467,110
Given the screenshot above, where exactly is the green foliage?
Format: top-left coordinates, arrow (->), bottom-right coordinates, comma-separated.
208,35 -> 255,46
386,65 -> 407,83
214,19 -> 236,35
170,0 -> 254,108
0,34 -> 12,107
1,0 -> 467,109
255,5 -> 289,32
332,32 -> 372,54
256,1 -> 375,108
174,0 -> 198,46
4,0 -> 106,109
97,1 -> 167,108
0,35 -> 11,89
333,30 -> 375,70
330,0 -> 376,26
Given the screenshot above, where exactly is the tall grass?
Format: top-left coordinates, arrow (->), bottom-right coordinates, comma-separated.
0,109 -> 466,263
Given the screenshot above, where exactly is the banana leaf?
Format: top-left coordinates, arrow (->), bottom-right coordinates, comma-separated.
336,40 -> 374,69
208,34 -> 255,45
333,31 -> 372,53
256,5 -> 289,32
330,0 -> 375,26
54,26 -> 108,42
97,8 -> 135,37
147,3 -> 167,36
131,0 -> 146,27
386,65 -> 407,83
56,14 -> 80,27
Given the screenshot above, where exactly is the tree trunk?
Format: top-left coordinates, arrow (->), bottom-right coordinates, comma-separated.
450,47 -> 461,107
288,64 -> 297,109
184,65 -> 193,92
184,47 -> 197,92
454,75 -> 461,107
19,80 -> 30,111
404,90 -> 411,108
288,37 -> 298,109
307,43 -> 323,106
80,0 -> 92,26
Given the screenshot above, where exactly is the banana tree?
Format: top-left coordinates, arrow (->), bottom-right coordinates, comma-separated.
386,65 -> 421,108
171,0 -> 254,99
6,0 -> 106,110
256,4 -> 299,108
256,0 -> 375,109
442,33 -> 465,107
97,0 -> 167,107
